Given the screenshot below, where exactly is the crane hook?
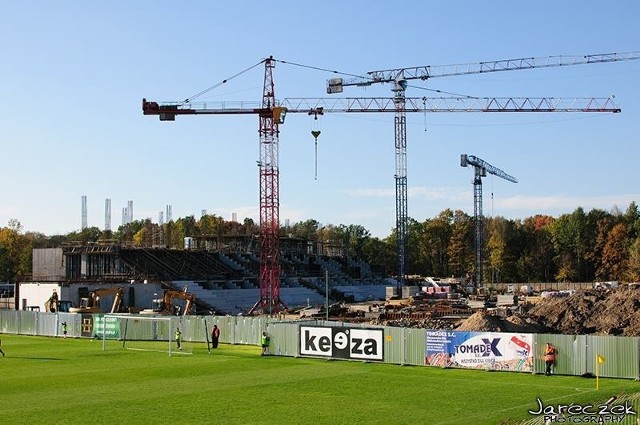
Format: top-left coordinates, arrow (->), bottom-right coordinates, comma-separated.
311,130 -> 321,180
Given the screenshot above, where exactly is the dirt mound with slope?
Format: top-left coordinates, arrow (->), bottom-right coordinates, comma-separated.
526,286 -> 640,336
452,286 -> 640,336
455,310 -> 549,334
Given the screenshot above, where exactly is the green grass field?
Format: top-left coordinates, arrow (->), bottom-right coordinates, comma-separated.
1,334 -> 638,424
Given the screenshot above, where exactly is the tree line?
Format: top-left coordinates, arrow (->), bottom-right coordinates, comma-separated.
1,202 -> 639,284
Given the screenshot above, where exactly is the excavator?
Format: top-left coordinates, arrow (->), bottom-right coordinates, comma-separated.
69,287 -> 124,314
44,291 -> 73,313
145,289 -> 196,316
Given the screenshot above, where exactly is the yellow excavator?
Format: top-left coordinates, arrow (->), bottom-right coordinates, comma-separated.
69,287 -> 124,314
145,289 -> 196,316
44,291 -> 73,313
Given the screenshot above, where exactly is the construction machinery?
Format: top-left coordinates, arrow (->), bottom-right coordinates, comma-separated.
143,51 -> 638,314
69,287 -> 124,314
146,289 -> 196,316
44,291 -> 73,313
460,154 -> 517,288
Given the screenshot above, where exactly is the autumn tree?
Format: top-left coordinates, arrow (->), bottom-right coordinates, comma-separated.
0,220 -> 32,282
598,222 -> 628,280
486,216 -> 522,283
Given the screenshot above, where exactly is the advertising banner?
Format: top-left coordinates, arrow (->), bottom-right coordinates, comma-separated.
425,330 -> 532,372
93,315 -> 120,339
299,325 -> 383,361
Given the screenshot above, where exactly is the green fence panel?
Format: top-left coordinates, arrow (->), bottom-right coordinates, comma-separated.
587,335 -> 639,379
382,326 -> 405,364
0,310 -> 19,333
18,311 -> 37,335
404,328 -> 427,366
533,334 -> 580,376
572,334 -> 588,376
268,320 -> 299,357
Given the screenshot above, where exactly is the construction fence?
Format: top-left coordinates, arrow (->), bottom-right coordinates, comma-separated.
1,310 -> 638,379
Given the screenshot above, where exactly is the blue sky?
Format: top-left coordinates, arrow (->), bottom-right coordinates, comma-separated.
1,1 -> 639,238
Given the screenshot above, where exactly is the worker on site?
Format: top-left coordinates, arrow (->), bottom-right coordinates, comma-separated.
211,325 -> 221,349
544,342 -> 557,376
175,327 -> 182,351
260,331 -> 270,356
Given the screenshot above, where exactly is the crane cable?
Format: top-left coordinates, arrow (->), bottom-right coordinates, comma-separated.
311,116 -> 321,180
182,60 -> 265,104
274,58 -> 371,81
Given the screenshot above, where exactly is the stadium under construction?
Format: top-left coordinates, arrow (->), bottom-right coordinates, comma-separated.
17,236 -> 392,316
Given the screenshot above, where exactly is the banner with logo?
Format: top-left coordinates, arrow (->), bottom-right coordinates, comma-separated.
425,330 -> 533,372
93,315 -> 120,339
299,325 -> 383,361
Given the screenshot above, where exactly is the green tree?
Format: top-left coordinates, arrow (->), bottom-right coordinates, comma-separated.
583,208 -> 613,281
516,215 -> 555,282
361,237 -> 395,275
624,201 -> 640,240
447,210 -> 473,280
289,219 -> 320,240
626,236 -> 640,282
486,217 -> 507,283
419,209 -> 454,277
551,208 -> 588,282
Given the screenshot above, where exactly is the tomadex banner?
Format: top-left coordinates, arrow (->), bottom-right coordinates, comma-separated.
425,330 -> 532,372
299,326 -> 383,361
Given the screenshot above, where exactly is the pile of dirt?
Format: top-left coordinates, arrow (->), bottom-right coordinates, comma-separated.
526,286 -> 640,336
455,310 -> 548,334
365,285 -> 640,335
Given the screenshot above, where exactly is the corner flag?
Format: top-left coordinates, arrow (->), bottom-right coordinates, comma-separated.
595,354 -> 605,390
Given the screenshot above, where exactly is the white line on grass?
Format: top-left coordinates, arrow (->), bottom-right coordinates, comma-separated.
432,381 -> 599,425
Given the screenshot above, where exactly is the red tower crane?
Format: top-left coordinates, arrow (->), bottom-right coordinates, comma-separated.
326,51 -> 640,293
143,52 -> 634,314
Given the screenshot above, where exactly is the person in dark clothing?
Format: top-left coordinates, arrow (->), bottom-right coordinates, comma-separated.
211,325 -> 220,349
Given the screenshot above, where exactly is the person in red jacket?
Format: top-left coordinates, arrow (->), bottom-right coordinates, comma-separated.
544,343 -> 557,376
211,325 -> 221,349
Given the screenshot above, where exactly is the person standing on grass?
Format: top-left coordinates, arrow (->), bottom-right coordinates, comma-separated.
61,322 -> 68,339
0,339 -> 5,357
175,327 -> 182,351
260,331 -> 270,356
544,342 -> 557,376
211,325 -> 220,349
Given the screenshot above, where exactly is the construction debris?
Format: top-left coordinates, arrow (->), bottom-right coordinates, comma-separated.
352,285 -> 640,336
